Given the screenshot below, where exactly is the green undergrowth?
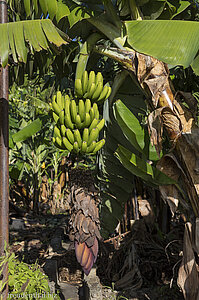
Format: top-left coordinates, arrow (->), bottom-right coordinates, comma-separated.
0,247 -> 60,300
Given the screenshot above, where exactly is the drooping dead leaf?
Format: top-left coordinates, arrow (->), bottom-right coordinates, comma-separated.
157,153 -> 189,215
176,91 -> 198,121
177,130 -> 199,216
195,218 -> 199,255
177,222 -> 199,300
115,267 -> 143,290
148,108 -> 163,156
136,53 -> 172,108
137,197 -> 155,225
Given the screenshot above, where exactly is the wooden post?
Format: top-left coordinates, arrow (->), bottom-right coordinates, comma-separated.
0,1 -> 9,299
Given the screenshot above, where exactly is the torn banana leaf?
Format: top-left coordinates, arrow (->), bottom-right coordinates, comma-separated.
114,99 -> 161,161
115,145 -> 175,186
125,20 -> 199,74
0,19 -> 68,67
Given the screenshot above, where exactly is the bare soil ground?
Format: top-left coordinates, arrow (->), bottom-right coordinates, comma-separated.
9,212 -> 184,300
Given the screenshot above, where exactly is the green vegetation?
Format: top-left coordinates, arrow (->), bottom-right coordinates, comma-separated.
0,247 -> 60,299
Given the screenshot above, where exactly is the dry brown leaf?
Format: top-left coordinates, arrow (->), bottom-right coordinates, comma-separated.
161,107 -> 182,141
148,108 -> 164,156
136,53 -> 172,108
115,267 -> 143,290
157,154 -> 190,215
176,91 -> 198,120
177,132 -> 199,215
195,218 -> 199,255
159,185 -> 179,216
138,198 -> 155,225
177,222 -> 199,300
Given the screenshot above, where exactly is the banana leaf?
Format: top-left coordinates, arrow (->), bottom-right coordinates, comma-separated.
0,19 -> 68,67
114,99 -> 160,161
115,145 -> 175,186
11,118 -> 43,145
11,0 -> 91,25
125,20 -> 199,74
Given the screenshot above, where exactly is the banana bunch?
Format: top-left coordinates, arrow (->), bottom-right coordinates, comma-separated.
75,70 -> 111,103
51,91 -> 105,154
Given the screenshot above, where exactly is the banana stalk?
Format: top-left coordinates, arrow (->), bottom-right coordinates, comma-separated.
75,33 -> 103,81
128,0 -> 142,20
87,15 -> 126,50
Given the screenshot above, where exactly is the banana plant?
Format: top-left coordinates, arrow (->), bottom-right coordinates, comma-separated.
1,0 -> 199,295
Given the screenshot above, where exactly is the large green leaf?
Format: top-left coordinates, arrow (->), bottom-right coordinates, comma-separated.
114,99 -> 160,161
125,20 -> 199,73
39,0 -> 48,16
56,0 -> 70,23
11,0 -> 92,25
0,19 -> 68,67
46,0 -> 58,19
116,145 -> 175,186
24,0 -> 31,17
11,118 -> 42,143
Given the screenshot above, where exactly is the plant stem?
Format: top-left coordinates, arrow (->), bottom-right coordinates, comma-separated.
128,0 -> 142,20
75,33 -> 103,80
87,16 -> 126,50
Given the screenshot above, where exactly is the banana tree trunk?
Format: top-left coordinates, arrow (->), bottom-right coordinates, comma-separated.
94,45 -> 199,299
0,1 -> 9,299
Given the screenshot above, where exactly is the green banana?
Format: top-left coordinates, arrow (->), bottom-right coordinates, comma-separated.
65,113 -> 74,130
75,114 -> 82,129
91,81 -> 103,101
93,138 -> 105,153
89,118 -> 99,132
52,100 -> 62,116
53,137 -> 63,149
61,124 -> 67,137
55,136 -> 63,148
63,137 -> 73,152
85,99 -> 91,113
83,112 -> 91,127
65,94 -> 71,102
88,128 -> 99,146
64,98 -> 70,115
81,141 -> 87,153
83,82 -> 96,99
73,141 -> 79,153
95,72 -> 103,84
61,95 -> 65,110
86,141 -> 96,153
88,71 -> 96,90
96,85 -> 109,103
59,110 -> 65,125
70,100 -> 77,123
75,78 -> 83,98
96,118 -> 105,132
82,128 -> 89,143
89,107 -> 95,122
54,126 -> 61,139
52,112 -> 59,123
82,71 -> 88,95
66,128 -> 75,144
93,103 -> 99,120
105,86 -> 112,100
78,99 -> 85,122
56,91 -> 63,109
74,129 -> 82,148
